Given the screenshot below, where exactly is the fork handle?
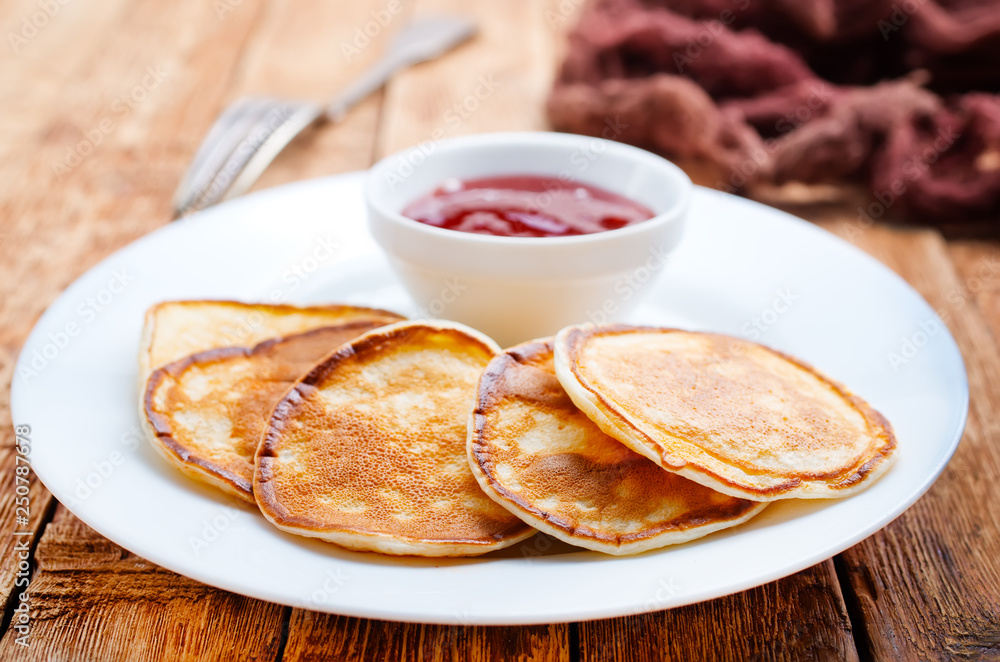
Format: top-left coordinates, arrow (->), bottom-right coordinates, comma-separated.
325,57 -> 398,122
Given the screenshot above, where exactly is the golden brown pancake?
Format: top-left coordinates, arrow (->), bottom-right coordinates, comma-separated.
137,301 -> 403,502
555,325 -> 897,502
469,339 -> 767,555
255,320 -> 536,556
138,300 -> 403,385
144,320 -> 392,503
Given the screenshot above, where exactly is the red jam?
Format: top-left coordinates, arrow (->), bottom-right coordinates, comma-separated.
401,176 -> 654,238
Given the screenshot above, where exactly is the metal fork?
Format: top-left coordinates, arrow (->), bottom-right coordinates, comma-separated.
171,15 -> 476,219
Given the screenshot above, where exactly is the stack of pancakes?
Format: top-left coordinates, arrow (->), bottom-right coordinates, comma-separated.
140,301 -> 896,557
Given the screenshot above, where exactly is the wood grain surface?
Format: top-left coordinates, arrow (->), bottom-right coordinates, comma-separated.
1,0 -> 997,660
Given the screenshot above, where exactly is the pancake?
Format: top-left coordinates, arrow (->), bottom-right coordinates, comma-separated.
469,340 -> 766,555
255,320 -> 536,556
138,300 -> 403,385
143,320 -> 392,503
554,325 -> 897,502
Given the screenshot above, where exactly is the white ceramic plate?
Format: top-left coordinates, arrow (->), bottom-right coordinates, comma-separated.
11,172 -> 967,625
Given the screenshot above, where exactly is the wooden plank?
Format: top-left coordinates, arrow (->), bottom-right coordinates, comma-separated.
0,0 -> 272,646
814,221 -> 1000,661
0,506 -> 286,661
0,443 -> 55,638
0,0 -> 284,656
0,0 -> 270,311
376,0 -> 558,156
282,611 -> 569,661
0,0 -> 134,152
0,0 -> 271,637
948,241 -> 1000,348
579,561 -> 859,662
0,0 -> 82,636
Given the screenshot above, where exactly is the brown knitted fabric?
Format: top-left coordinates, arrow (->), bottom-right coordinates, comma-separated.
548,0 -> 1000,223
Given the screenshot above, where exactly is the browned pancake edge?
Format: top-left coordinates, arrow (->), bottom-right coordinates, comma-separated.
554,324 -> 897,502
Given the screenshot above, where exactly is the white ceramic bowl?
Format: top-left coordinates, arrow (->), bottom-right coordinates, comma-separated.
365,131 -> 692,346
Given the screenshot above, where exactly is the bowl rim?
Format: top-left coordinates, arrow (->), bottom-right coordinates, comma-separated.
365,131 -> 692,248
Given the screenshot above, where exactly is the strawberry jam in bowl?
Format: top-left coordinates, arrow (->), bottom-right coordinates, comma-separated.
401,175 -> 655,238
365,132 -> 691,346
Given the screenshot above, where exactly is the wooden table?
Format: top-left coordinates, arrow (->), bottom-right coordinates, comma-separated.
2,0 -> 998,659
